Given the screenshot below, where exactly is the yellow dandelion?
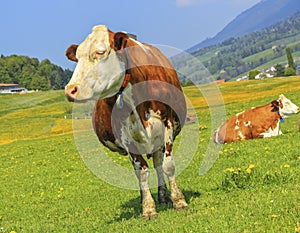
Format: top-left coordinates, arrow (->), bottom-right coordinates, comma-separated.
237,168 -> 242,172
295,227 -> 300,232
226,168 -> 235,172
246,164 -> 255,174
248,164 -> 255,169
297,156 -> 300,160
210,207 -> 215,211
284,164 -> 290,168
270,214 -> 280,218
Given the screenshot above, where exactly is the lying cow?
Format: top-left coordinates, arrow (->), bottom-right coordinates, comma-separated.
214,94 -> 300,144
65,25 -> 188,219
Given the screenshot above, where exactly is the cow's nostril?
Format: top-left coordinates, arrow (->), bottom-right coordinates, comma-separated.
65,85 -> 79,101
71,86 -> 77,95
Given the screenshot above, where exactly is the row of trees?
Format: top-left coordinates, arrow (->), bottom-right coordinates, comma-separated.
0,55 -> 72,90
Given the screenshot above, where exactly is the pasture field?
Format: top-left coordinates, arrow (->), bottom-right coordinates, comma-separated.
1,77 -> 300,232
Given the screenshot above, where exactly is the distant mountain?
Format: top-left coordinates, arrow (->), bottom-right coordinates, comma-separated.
189,0 -> 300,51
173,12 -> 300,83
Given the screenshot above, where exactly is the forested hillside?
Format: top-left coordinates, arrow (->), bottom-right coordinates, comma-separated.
173,11 -> 300,83
0,55 -> 72,90
191,0 -> 300,50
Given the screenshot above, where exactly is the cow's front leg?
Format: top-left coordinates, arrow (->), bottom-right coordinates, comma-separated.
129,153 -> 157,219
152,149 -> 172,204
162,120 -> 188,210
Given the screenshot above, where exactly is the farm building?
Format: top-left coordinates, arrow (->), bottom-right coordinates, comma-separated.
0,84 -> 28,94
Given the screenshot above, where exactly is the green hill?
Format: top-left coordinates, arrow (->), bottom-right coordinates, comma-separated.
190,0 -> 300,50
173,12 -> 300,82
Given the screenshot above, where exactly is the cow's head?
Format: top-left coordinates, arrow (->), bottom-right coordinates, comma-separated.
277,94 -> 300,117
65,25 -> 130,102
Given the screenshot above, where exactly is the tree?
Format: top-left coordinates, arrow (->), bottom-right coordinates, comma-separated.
286,47 -> 295,70
275,64 -> 285,77
284,67 -> 296,76
29,75 -> 48,90
0,55 -> 72,90
248,70 -> 260,80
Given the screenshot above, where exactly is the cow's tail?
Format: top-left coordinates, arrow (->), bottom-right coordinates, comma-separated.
213,128 -> 223,144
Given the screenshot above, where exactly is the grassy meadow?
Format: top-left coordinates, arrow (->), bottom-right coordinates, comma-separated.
1,77 -> 300,232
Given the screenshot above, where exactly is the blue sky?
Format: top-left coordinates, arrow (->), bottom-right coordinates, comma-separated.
0,0 -> 260,69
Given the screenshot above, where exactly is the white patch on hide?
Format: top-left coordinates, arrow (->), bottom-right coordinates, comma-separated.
244,121 -> 252,127
236,111 -> 245,117
119,85 -> 165,154
260,122 -> 281,137
237,131 -> 245,140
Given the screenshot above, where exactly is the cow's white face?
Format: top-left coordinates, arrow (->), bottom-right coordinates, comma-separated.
65,25 -> 125,101
278,94 -> 300,117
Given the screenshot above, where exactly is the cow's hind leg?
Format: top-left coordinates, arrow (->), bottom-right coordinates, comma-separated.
129,153 -> 157,219
152,149 -> 172,204
163,120 -> 188,210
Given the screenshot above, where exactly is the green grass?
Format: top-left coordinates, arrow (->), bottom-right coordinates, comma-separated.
1,78 -> 300,232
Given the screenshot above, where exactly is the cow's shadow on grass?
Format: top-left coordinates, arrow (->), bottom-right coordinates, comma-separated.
108,190 -> 201,222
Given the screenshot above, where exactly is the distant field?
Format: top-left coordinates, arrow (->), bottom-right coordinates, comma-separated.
1,77 -> 300,232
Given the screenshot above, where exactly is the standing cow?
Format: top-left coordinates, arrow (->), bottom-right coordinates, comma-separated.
65,25 -> 188,219
214,94 -> 300,144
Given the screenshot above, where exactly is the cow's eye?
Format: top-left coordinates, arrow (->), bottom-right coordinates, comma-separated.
94,50 -> 106,58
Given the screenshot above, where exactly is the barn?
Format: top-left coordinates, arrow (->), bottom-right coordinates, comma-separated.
0,84 -> 28,94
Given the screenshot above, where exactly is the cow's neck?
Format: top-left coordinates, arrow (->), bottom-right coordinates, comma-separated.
267,103 -> 284,123
116,47 -> 132,108
270,103 -> 284,122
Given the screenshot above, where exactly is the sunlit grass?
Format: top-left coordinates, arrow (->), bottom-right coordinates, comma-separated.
1,77 -> 300,232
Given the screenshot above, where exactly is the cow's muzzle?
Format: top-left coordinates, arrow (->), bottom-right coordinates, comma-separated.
65,84 -> 79,102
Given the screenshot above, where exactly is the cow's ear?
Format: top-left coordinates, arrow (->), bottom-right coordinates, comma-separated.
114,32 -> 129,51
271,100 -> 279,107
66,44 -> 78,62
271,100 -> 279,112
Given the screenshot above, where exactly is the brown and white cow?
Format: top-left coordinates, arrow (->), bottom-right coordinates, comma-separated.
65,25 -> 188,219
214,94 -> 300,144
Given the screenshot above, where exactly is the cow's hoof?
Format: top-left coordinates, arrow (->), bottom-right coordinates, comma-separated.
158,195 -> 172,205
142,211 -> 158,220
173,200 -> 188,210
